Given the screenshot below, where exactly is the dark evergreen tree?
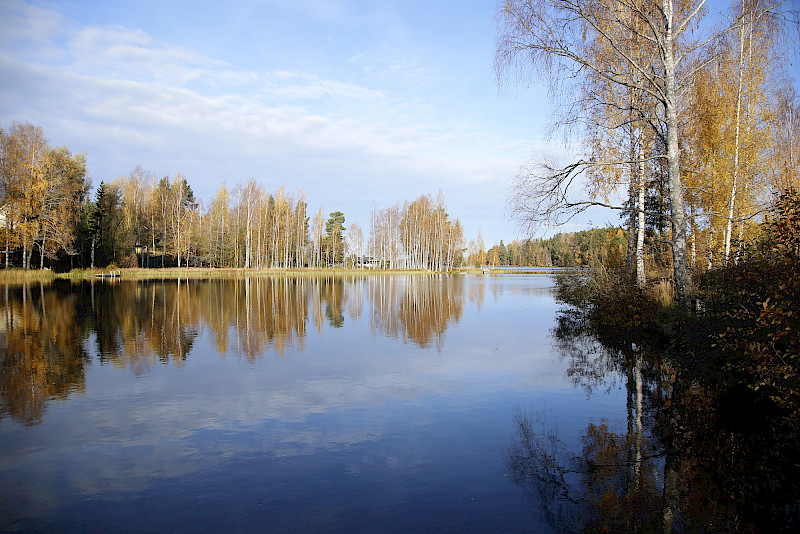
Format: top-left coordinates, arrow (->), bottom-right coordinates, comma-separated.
90,182 -> 123,267
324,211 -> 346,265
497,240 -> 508,265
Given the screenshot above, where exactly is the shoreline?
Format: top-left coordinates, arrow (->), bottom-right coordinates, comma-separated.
0,265 -> 574,283
0,266 -> 494,282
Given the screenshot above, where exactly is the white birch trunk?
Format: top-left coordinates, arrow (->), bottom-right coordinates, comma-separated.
663,0 -> 691,305
725,6 -> 747,265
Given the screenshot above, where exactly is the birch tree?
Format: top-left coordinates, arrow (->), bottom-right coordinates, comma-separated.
238,179 -> 259,269
311,208 -> 325,268
772,87 -> 800,191
682,0 -> 789,269
35,147 -> 88,267
154,177 -> 171,267
205,183 -> 232,267
0,122 -> 47,268
121,166 -> 153,267
0,123 -> 88,268
497,0 -> 726,303
293,193 -> 308,268
346,220 -> 364,267
170,174 -> 195,268
721,0 -> 786,264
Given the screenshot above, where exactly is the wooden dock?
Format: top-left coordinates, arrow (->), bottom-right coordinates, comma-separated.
90,270 -> 121,279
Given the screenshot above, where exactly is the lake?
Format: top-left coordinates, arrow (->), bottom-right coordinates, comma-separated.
0,274 -> 633,532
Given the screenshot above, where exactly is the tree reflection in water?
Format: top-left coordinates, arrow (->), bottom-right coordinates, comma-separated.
369,275 -> 464,350
509,302 -> 800,532
507,319 -> 663,532
0,281 -> 89,425
0,275 -> 466,424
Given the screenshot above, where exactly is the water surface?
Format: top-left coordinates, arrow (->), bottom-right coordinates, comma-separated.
0,274 -> 628,532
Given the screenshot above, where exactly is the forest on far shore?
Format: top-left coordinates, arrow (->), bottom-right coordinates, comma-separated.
1,121 -> 647,274
1,121 -> 471,272
485,227 -> 629,269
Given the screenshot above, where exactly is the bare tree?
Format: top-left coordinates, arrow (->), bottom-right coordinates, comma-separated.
346,220 -> 364,268
497,0 -> 733,303
239,179 -> 259,269
311,208 -> 325,268
122,165 -> 153,268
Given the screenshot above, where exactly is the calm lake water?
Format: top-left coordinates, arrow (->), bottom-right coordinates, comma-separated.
0,274 -> 632,533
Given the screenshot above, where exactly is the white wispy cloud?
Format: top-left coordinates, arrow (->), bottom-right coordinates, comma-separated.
1,0 -> 556,242
261,70 -> 387,101
68,25 -> 234,85
0,0 -> 69,62
5,20 -> 523,168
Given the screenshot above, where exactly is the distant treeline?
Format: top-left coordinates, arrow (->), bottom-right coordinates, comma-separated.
1,121 -> 670,274
485,227 -> 631,268
1,121 -> 465,271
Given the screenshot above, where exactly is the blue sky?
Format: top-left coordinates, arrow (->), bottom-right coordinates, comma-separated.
5,0 -> 788,247
0,0 -> 586,246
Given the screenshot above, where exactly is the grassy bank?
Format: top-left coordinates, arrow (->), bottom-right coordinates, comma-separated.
556,190 -> 799,390
551,191 -> 800,530
0,263 -> 566,282
0,268 -> 58,283
50,266 -> 466,281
